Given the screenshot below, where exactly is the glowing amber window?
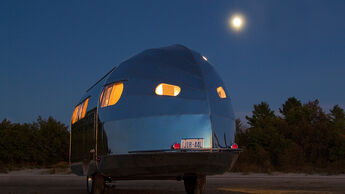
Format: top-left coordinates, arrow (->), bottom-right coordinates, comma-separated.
71,98 -> 89,124
71,107 -> 78,124
155,83 -> 181,96
100,82 -> 124,108
217,86 -> 227,98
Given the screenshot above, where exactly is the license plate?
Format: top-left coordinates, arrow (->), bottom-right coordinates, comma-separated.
181,138 -> 204,149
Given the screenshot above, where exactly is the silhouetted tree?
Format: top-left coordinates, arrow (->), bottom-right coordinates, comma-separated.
0,116 -> 69,169
329,105 -> 345,134
233,98 -> 345,174
242,102 -> 286,171
235,119 -> 247,146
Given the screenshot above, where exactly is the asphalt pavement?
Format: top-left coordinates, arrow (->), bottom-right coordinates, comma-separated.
0,172 -> 344,194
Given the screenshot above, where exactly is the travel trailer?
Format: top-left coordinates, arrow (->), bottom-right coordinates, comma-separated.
69,45 -> 240,194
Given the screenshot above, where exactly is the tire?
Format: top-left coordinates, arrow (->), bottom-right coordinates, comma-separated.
87,174 -> 105,194
184,175 -> 206,194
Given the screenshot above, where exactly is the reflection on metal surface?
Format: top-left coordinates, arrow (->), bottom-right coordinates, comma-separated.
70,44 -> 237,177
103,114 -> 212,154
70,109 -> 96,162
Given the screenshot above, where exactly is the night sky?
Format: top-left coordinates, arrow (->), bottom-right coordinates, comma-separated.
1,0 -> 345,125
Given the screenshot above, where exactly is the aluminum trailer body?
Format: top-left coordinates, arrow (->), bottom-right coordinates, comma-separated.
69,45 -> 239,194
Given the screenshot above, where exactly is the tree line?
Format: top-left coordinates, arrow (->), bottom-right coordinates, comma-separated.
233,97 -> 345,174
0,116 -> 69,170
0,97 -> 344,174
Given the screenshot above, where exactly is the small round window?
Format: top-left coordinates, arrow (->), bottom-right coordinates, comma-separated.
217,86 -> 227,98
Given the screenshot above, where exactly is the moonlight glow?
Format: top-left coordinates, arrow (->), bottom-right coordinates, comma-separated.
230,15 -> 245,30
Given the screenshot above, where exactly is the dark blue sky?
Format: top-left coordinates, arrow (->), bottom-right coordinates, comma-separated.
1,0 -> 345,124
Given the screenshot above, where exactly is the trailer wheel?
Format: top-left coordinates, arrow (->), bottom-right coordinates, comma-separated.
184,175 -> 206,194
87,174 -> 105,194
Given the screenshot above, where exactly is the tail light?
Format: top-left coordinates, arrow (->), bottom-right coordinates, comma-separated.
171,142 -> 181,149
231,143 -> 238,149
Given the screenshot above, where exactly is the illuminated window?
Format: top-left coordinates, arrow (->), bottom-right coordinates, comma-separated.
71,107 -> 78,124
81,98 -> 89,118
217,86 -> 227,98
99,90 -> 104,103
100,82 -> 124,108
155,83 -> 181,96
71,98 -> 89,124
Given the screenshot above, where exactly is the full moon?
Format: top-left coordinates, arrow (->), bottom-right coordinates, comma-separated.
230,15 -> 244,30
233,17 -> 242,27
